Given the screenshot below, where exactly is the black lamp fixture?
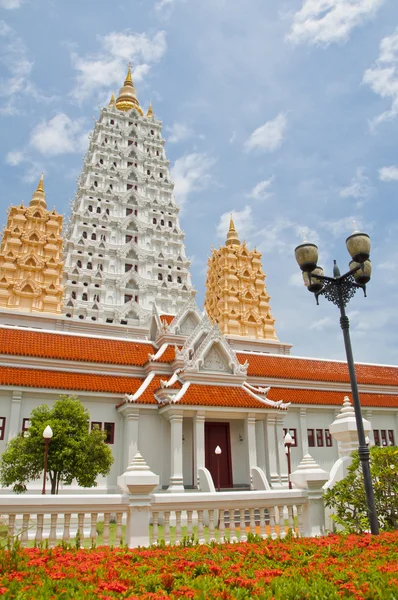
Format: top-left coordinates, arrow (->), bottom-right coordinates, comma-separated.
294,224 -> 379,535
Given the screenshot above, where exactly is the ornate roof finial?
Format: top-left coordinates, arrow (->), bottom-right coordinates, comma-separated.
147,101 -> 153,118
115,64 -> 143,115
109,92 -> 115,106
30,173 -> 47,209
226,213 -> 240,246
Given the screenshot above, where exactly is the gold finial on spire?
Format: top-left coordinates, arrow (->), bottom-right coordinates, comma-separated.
30,173 -> 47,209
226,213 -> 240,246
147,101 -> 153,118
115,64 -> 143,115
109,92 -> 115,106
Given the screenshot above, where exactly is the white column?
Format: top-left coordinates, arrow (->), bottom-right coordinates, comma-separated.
276,414 -> 288,486
168,411 -> 184,492
125,408 -> 140,467
365,410 -> 374,445
245,413 -> 257,488
7,391 -> 22,442
299,408 -> 308,457
193,412 -> 205,488
265,414 -> 279,486
255,419 -> 266,473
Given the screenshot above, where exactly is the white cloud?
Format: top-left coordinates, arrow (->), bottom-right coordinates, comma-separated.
171,152 -> 216,207
166,122 -> 194,143
340,167 -> 373,204
6,150 -> 23,166
379,165 -> 398,181
70,30 -> 167,102
0,0 -> 23,8
229,131 -> 236,144
321,215 -> 363,237
217,206 -> 255,241
255,219 -> 319,255
288,0 -> 385,46
29,113 -> 89,156
363,28 -> 398,129
289,271 -> 304,287
309,316 -> 333,331
0,20 -> 33,114
244,113 -> 287,153
247,176 -> 275,201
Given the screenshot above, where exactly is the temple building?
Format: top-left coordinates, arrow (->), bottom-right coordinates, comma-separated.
62,67 -> 195,326
0,69 -> 396,494
0,176 -> 64,314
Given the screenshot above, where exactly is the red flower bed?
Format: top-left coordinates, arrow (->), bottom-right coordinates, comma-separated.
0,532 -> 397,599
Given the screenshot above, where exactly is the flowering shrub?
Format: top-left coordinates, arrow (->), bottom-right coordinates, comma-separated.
0,532 -> 397,599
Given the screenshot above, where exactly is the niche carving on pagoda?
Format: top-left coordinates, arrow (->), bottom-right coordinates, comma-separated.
13,278 -> 40,297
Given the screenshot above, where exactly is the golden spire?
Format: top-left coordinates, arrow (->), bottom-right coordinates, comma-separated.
115,65 -> 143,115
147,101 -> 153,118
226,214 -> 240,246
109,92 -> 115,106
30,173 -> 47,209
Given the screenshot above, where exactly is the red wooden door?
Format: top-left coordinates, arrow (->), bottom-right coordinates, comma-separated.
205,422 -> 233,489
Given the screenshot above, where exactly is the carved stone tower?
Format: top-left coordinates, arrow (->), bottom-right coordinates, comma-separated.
204,216 -> 278,340
0,175 -> 64,313
63,67 -> 195,325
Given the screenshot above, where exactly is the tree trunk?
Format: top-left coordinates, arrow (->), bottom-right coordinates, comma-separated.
50,472 -> 57,495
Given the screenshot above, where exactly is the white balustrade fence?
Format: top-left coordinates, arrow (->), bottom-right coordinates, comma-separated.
0,488 -> 314,548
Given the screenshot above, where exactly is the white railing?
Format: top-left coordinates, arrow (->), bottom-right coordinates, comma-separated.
0,494 -> 129,547
0,488 -> 316,548
150,490 -> 308,545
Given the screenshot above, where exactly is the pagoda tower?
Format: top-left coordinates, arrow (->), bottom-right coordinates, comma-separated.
0,175 -> 64,314
63,67 -> 195,325
204,216 -> 278,340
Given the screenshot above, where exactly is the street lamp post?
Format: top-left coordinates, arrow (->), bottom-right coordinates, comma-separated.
284,431 -> 293,489
294,226 -> 379,535
42,425 -> 53,495
215,446 -> 222,492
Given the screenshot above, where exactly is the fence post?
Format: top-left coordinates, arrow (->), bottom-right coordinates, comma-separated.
117,451 -> 159,548
290,454 -> 329,537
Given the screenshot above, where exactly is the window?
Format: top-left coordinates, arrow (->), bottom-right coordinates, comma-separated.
153,218 -> 157,224
125,264 -> 132,272
91,422 -> 102,431
388,430 -> 395,446
77,260 -> 82,268
127,162 -> 133,167
82,293 -> 88,301
71,291 -> 76,300
22,418 -> 30,436
147,170 -> 150,175
159,173 -> 163,178
168,221 -> 172,227
161,220 -> 164,226
124,294 -> 132,303
158,273 -> 163,281
167,275 -> 172,282
283,428 -> 297,447
325,429 -> 333,447
87,262 -> 92,270
100,159 -> 104,165
82,231 -> 87,239
381,430 -> 387,446
125,235 -> 132,243
177,276 -> 182,284
96,207 -> 101,214
126,208 -> 133,216
91,233 -> 96,240
307,429 -> 315,448
0,417 -> 5,441
374,430 -> 380,446
127,184 -> 133,190
88,205 -> 93,212
104,423 -> 115,444
316,429 -> 324,447
110,119 -> 114,125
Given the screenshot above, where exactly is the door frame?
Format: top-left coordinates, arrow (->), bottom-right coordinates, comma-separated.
205,421 -> 233,488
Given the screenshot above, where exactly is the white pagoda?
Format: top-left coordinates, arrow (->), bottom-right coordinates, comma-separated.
63,67 -> 195,325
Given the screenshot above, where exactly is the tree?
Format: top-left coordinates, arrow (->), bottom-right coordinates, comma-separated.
0,396 -> 114,494
324,446 -> 398,533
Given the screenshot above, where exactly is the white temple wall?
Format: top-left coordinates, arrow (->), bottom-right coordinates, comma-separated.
182,418 -> 194,488
229,420 -> 248,486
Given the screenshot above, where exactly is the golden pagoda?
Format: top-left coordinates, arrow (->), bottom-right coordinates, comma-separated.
115,65 -> 144,115
0,175 -> 64,314
204,217 -> 278,340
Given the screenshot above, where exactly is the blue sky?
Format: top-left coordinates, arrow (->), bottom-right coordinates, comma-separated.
1,0 -> 398,365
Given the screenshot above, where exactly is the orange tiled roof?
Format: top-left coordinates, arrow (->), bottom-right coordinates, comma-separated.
155,344 -> 178,363
0,366 -> 144,396
239,353 -> 398,387
139,375 -> 181,403
0,328 -> 154,366
267,387 -> 398,408
160,314 -> 174,325
177,384 -> 269,409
